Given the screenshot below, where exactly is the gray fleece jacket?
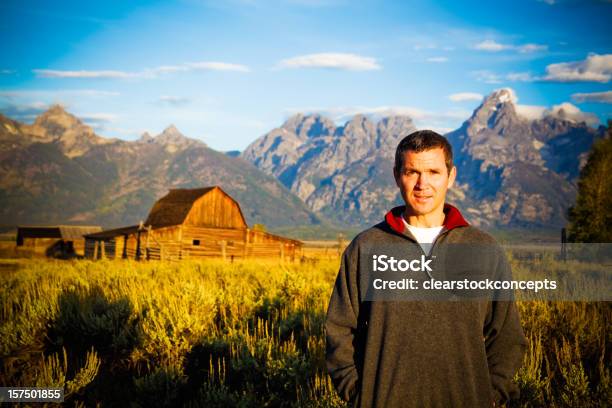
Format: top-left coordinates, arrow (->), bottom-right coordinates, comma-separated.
325,204 -> 527,407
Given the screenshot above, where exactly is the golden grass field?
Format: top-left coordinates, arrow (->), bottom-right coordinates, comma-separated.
0,254 -> 610,407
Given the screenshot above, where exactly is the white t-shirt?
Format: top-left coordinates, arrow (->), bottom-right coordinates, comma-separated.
403,218 -> 444,255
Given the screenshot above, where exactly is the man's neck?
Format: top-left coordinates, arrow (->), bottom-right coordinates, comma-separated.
403,207 -> 445,228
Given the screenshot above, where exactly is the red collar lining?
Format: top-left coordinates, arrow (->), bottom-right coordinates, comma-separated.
385,204 -> 469,235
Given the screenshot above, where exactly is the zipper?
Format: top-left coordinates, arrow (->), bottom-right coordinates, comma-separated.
399,226 -> 456,280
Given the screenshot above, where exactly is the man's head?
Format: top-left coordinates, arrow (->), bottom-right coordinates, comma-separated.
393,130 -> 456,221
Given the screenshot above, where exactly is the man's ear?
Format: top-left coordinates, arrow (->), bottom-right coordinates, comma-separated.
448,166 -> 457,188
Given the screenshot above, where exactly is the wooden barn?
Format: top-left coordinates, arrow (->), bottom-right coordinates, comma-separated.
84,186 -> 302,261
16,225 -> 102,258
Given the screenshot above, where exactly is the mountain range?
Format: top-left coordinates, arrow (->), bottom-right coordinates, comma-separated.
0,89 -> 605,232
0,106 -> 319,228
243,89 -> 604,229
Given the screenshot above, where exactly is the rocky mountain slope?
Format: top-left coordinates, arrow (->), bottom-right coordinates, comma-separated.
243,89 -> 603,228
0,106 -> 319,228
243,113 -> 417,224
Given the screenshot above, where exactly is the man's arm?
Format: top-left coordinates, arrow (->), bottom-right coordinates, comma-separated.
484,249 -> 528,405
325,243 -> 361,402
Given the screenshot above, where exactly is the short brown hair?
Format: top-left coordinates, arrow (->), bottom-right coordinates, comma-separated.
394,130 -> 453,174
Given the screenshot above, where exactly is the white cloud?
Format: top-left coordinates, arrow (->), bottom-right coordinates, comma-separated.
0,69 -> 15,75
571,91 -> 612,103
33,61 -> 251,79
491,87 -> 519,104
33,69 -> 135,79
79,112 -> 118,123
517,43 -> 548,53
76,112 -> 119,132
474,40 -> 547,53
506,72 -> 538,82
277,53 -> 381,71
473,70 -> 540,83
0,101 -> 50,122
472,70 -> 502,84
543,53 -> 612,82
475,54 -> 611,84
548,102 -> 599,126
186,61 -> 250,72
0,89 -> 120,99
474,40 -> 509,52
156,95 -> 192,106
284,105 -> 471,132
448,92 -> 483,102
514,100 -> 599,126
515,104 -> 547,121
147,65 -> 190,75
426,57 -> 448,63
485,87 -> 600,126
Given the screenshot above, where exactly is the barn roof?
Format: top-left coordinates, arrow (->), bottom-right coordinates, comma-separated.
144,186 -> 246,228
84,225 -> 140,240
17,225 -> 102,242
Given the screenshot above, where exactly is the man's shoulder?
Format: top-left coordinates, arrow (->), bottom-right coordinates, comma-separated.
348,221 -> 404,249
448,225 -> 499,245
446,225 -> 507,264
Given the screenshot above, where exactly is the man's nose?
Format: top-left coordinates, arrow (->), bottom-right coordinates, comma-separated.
416,173 -> 429,187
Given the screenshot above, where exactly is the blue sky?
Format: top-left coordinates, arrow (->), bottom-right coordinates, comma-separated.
1,0 -> 610,151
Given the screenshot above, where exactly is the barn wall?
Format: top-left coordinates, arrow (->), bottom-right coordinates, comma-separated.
180,226 -> 300,260
20,237 -> 57,256
72,240 -> 86,256
20,237 -> 88,257
184,188 -> 247,229
149,226 -> 181,242
180,226 -> 244,258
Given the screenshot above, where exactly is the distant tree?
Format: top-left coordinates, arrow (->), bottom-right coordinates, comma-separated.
567,120 -> 612,242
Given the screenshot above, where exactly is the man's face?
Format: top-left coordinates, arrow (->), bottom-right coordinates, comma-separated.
394,147 -> 456,217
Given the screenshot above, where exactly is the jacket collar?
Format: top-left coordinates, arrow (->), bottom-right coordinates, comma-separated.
385,203 -> 469,235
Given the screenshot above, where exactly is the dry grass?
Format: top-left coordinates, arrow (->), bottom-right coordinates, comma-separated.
0,255 -> 609,407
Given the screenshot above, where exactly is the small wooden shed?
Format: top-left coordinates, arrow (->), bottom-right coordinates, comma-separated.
16,225 -> 102,257
85,186 -> 302,261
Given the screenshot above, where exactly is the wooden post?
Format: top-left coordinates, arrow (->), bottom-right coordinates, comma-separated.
146,226 -> 151,260
221,240 -> 227,261
122,235 -> 128,259
178,226 -> 183,260
101,241 -> 106,259
243,228 -> 249,259
93,240 -> 99,260
136,230 -> 142,261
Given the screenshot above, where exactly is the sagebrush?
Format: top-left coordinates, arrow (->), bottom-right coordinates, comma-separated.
0,257 -> 609,407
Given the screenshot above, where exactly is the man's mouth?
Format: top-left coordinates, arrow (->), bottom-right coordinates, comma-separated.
413,194 -> 432,203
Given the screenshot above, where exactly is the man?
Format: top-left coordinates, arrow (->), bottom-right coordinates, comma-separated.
325,130 -> 527,407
